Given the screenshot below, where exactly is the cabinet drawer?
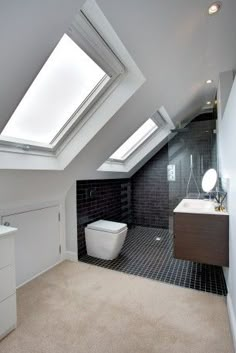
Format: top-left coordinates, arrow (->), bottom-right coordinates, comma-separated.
174,212 -> 229,266
0,294 -> 17,340
0,236 -> 14,269
0,265 -> 15,303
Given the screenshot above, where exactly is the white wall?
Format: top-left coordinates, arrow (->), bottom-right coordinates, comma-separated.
65,182 -> 78,261
218,71 -> 236,350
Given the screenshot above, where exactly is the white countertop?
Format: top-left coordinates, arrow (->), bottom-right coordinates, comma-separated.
0,225 -> 17,238
174,199 -> 229,216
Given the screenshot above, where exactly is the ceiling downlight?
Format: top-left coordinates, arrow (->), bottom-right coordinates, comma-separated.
208,2 -> 222,15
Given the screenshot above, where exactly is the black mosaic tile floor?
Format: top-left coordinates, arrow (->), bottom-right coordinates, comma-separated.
79,226 -> 227,296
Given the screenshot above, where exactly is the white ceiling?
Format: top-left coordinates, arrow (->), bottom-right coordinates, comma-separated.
98,0 -> 236,120
1,0 -> 236,128
0,0 -> 236,205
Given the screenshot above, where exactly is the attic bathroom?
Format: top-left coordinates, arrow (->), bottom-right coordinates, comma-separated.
0,1 -> 236,353
77,109 -> 227,295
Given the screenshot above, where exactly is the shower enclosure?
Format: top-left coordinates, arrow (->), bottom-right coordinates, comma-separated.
167,114 -> 217,230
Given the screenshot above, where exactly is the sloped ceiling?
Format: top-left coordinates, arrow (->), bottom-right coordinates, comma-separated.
0,0 -> 236,206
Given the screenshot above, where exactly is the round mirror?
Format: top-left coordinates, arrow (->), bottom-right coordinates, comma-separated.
202,168 -> 218,192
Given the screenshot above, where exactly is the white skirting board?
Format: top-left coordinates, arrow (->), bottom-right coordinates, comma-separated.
64,251 -> 78,262
17,255 -> 78,289
17,260 -> 63,289
227,294 -> 236,352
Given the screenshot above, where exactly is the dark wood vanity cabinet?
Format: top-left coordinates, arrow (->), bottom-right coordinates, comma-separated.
173,212 -> 229,267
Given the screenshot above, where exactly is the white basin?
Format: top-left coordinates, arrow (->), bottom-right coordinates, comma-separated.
174,199 -> 228,215
181,200 -> 213,210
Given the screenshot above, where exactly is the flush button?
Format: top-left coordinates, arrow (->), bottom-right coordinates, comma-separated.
167,164 -> 176,181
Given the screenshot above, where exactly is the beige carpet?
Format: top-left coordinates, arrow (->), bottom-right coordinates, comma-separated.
0,261 -> 234,353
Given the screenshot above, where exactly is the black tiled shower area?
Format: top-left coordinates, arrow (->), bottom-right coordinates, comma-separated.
79,226 -> 227,296
78,113 -> 227,296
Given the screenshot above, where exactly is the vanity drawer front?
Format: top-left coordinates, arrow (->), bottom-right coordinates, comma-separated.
0,236 -> 14,269
174,213 -> 229,266
0,265 -> 15,303
0,294 -> 17,341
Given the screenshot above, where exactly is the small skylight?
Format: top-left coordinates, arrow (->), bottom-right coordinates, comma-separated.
109,118 -> 158,161
1,34 -> 106,144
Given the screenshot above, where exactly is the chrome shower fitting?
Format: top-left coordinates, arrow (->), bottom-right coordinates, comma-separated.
186,154 -> 200,198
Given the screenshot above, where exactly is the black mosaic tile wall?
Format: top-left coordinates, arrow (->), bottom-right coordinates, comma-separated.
77,179 -> 131,257
132,145 -> 169,229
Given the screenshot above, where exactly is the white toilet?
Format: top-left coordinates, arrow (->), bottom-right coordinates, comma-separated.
85,220 -> 128,260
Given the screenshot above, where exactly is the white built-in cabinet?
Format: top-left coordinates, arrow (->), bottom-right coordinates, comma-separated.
0,225 -> 17,340
2,205 -> 61,287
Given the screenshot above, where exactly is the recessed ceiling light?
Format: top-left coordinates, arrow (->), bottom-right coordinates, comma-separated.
206,79 -> 213,84
206,101 -> 212,105
208,2 -> 222,15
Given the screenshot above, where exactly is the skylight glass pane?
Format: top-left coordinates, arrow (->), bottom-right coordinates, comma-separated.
110,118 -> 158,161
1,34 -> 106,144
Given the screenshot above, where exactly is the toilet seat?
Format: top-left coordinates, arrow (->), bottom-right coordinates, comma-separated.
86,220 -> 127,234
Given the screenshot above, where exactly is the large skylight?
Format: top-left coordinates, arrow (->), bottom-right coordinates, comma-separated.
1,34 -> 106,144
109,118 -> 158,161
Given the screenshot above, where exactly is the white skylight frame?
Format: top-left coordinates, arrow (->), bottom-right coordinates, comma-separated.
0,9 -> 125,154
108,111 -> 166,163
1,34 -> 107,145
109,119 -> 158,162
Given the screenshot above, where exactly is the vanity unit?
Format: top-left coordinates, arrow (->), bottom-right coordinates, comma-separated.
0,225 -> 17,340
173,199 -> 229,266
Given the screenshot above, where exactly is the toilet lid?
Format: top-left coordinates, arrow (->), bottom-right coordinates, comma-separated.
87,220 -> 127,234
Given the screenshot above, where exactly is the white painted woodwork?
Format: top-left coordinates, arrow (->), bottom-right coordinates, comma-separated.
2,206 -> 61,287
0,226 -> 17,340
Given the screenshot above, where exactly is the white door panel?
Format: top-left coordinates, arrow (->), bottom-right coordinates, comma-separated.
2,206 -> 60,287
